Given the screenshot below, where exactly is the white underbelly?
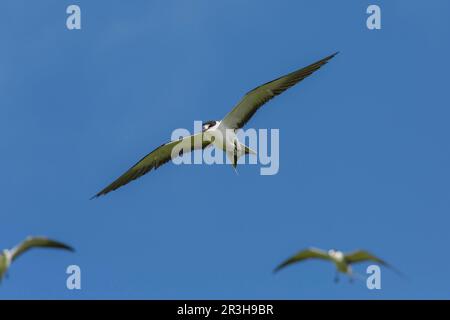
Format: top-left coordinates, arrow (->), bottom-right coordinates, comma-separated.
205,126 -> 239,153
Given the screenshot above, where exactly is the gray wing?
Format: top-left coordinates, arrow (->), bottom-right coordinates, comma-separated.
274,247 -> 331,273
0,254 -> 8,281
93,133 -> 210,198
344,250 -> 387,265
344,250 -> 402,275
220,52 -> 338,130
10,236 -> 74,262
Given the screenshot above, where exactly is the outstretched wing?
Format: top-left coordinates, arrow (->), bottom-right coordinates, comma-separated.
344,250 -> 387,265
344,250 -> 402,275
274,247 -> 330,273
0,254 -> 8,281
93,133 -> 210,198
10,236 -> 74,262
220,52 -> 338,130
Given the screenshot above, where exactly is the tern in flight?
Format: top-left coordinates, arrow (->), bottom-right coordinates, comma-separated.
0,236 -> 74,283
94,52 -> 338,198
274,247 -> 399,282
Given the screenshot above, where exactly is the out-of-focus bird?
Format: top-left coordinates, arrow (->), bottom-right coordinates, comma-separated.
274,247 -> 399,282
0,236 -> 74,283
93,52 -> 338,198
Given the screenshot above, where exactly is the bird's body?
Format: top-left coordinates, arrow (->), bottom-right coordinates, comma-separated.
328,250 -> 351,274
94,52 -> 338,198
203,120 -> 230,153
0,236 -> 74,283
203,120 -> 248,167
274,247 -> 398,282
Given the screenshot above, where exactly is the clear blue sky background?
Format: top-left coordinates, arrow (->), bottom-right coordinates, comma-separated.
1,0 -> 449,299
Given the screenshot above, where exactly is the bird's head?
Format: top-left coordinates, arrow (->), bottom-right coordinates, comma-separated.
328,249 -> 344,259
202,120 -> 218,132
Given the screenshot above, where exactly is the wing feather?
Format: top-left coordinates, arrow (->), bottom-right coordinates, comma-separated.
344,250 -> 387,265
274,247 -> 330,273
10,236 -> 74,262
93,133 -> 210,197
344,250 -> 402,276
221,52 -> 338,129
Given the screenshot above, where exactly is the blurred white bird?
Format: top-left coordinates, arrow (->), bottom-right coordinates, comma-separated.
274,247 -> 399,282
0,236 -> 74,283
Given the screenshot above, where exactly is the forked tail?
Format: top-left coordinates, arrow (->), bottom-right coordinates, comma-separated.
226,142 -> 256,172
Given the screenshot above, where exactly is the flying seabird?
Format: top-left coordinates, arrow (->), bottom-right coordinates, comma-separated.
274,247 -> 399,282
93,52 -> 338,198
0,236 -> 74,283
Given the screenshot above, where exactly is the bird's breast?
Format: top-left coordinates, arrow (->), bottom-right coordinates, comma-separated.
204,127 -> 237,152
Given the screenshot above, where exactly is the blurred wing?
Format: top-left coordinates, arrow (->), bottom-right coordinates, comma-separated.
274,247 -> 330,273
344,250 -> 402,275
10,237 -> 74,262
220,52 -> 338,130
93,133 -> 210,198
0,254 -> 8,281
344,250 -> 387,265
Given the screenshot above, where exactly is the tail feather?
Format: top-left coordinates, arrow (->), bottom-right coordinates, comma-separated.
226,142 -> 255,172
243,145 -> 256,155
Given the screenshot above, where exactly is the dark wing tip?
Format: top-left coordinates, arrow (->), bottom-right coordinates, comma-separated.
91,181 -> 123,199
90,177 -> 129,199
27,237 -> 76,253
327,51 -> 339,59
90,190 -> 107,199
321,51 -> 339,64
61,244 -> 76,252
273,265 -> 283,274
315,52 -> 339,67
46,240 -> 75,253
273,260 -> 292,274
382,261 -> 405,278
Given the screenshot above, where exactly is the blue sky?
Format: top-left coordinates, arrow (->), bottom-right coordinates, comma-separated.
1,0 -> 449,299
